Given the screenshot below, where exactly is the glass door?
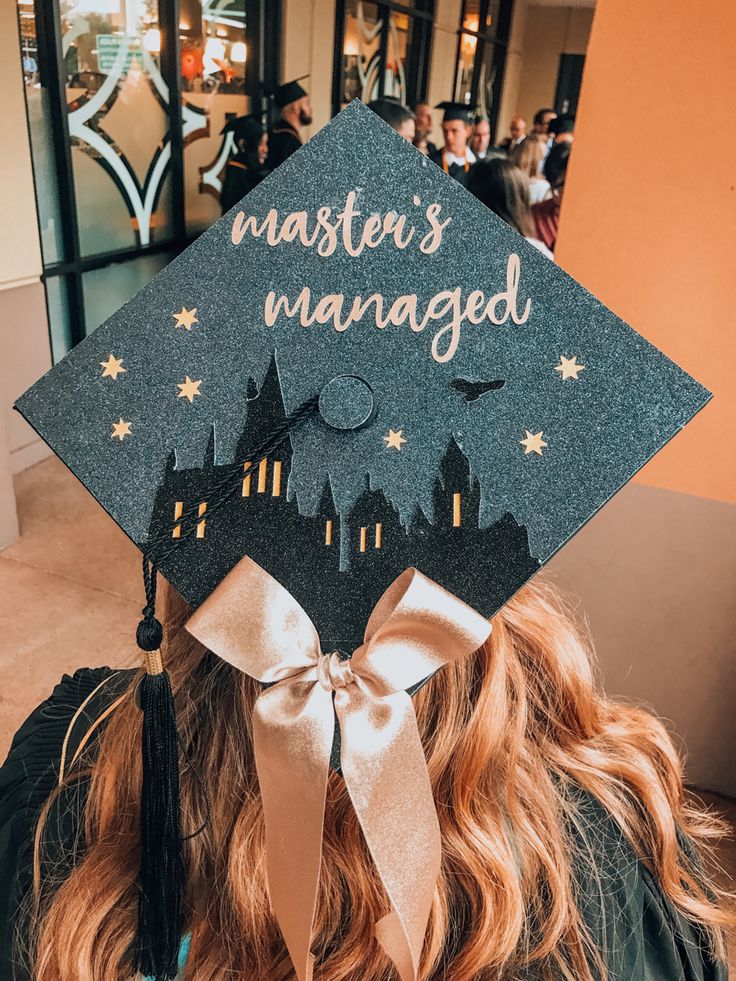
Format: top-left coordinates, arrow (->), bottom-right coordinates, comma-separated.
453,0 -> 514,139
333,0 -> 434,113
16,0 -> 280,361
181,0 -> 249,235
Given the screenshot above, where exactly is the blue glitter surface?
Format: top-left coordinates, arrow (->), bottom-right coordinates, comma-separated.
16,100 -> 709,592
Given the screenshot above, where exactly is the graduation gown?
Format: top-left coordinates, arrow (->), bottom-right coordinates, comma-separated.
220,154 -> 269,214
0,667 -> 727,981
430,148 -> 474,188
266,119 -> 302,170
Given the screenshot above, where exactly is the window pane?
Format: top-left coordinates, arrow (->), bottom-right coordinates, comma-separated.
180,0 -> 249,235
476,40 -> 496,119
18,0 -> 66,264
45,276 -> 74,363
462,0 -> 496,34
82,252 -> 172,333
62,1 -> 174,254
385,12 -> 411,103
340,1 -> 382,106
462,0 -> 481,33
71,144 -> 144,253
485,0 -> 499,31
454,33 -> 478,105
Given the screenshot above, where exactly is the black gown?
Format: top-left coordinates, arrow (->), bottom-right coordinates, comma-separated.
266,120 -> 302,170
220,154 -> 269,214
0,668 -> 727,980
430,148 -> 474,188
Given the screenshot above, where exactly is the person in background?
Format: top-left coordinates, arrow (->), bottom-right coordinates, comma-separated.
532,106 -> 557,163
470,115 -> 492,160
498,114 -> 527,154
267,76 -> 312,170
549,114 -> 575,145
367,99 -> 416,141
412,101 -> 437,156
219,115 -> 269,214
467,156 -> 553,258
431,102 -> 476,186
532,107 -> 557,142
532,140 -> 572,253
511,134 -> 550,205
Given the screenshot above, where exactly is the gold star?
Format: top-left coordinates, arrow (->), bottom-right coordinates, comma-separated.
177,376 -> 202,403
554,354 -> 586,381
100,354 -> 126,379
520,430 -> 548,456
111,418 -> 132,441
172,306 -> 199,330
383,428 -> 407,451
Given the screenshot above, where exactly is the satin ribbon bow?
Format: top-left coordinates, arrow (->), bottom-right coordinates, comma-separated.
186,557 -> 491,981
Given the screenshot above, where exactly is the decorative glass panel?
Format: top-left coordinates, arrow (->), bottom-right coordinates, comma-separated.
61,0 -> 174,254
485,0 -> 499,31
82,252 -> 172,333
455,33 -> 478,105
180,0 -> 249,235
18,0 -> 66,264
340,1 -> 382,106
45,276 -> 74,362
462,0 -> 481,34
476,39 -> 496,119
385,11 -> 411,104
455,0 -> 506,117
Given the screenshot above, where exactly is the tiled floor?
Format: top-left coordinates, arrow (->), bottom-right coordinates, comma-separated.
0,456 -> 143,751
1,457 -> 734,970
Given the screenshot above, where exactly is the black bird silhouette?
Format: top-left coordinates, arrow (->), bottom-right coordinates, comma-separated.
450,378 -> 506,402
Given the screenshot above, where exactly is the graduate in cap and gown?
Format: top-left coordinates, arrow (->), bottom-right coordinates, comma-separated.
430,101 -> 477,186
1,101 -> 730,981
267,75 -> 312,171
219,115 -> 269,214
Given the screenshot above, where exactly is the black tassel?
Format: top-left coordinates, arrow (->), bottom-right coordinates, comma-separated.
133,564 -> 184,981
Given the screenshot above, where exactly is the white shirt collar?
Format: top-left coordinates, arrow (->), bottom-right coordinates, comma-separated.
443,147 -> 476,166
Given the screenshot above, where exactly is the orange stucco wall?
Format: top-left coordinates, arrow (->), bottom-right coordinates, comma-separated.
555,0 -> 736,504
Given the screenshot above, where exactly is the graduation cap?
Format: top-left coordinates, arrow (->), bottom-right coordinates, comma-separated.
435,100 -> 476,123
272,74 -> 310,108
549,114 -> 575,136
219,113 -> 264,145
16,100 -> 709,980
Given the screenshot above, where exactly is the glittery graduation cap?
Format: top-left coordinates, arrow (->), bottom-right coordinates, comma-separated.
16,100 -> 709,979
16,100 -> 709,643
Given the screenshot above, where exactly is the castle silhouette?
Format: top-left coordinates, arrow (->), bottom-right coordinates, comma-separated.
146,357 -> 540,648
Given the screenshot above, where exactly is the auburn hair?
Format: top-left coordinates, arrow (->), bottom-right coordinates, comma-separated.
27,577 -> 730,979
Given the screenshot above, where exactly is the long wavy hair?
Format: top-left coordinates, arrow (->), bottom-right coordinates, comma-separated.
511,133 -> 546,180
466,156 -> 537,239
28,577 -> 730,979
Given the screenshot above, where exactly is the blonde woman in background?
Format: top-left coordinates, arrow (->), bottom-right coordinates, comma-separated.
512,133 -> 551,205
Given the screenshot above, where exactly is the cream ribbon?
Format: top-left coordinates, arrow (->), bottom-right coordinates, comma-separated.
186,557 -> 491,981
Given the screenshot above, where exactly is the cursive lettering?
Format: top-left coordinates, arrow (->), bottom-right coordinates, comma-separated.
232,191 -> 448,258
263,254 -> 531,363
